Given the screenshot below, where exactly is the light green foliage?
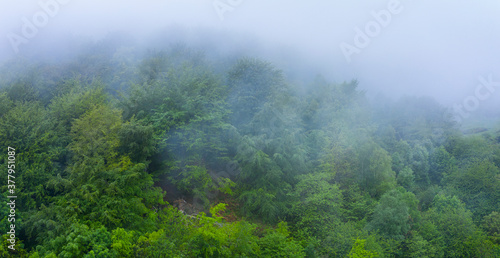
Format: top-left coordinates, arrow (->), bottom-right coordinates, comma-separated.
71,157 -> 162,230
258,222 -> 306,258
68,105 -> 122,165
110,228 -> 134,257
0,233 -> 28,257
32,224 -> 113,258
215,177 -> 236,195
134,229 -> 181,257
189,203 -> 260,257
348,238 -> 378,258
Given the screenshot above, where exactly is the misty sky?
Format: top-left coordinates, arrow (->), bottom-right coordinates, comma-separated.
1,0 -> 499,110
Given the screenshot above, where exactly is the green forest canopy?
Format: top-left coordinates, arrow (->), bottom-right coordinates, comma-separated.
0,39 -> 500,257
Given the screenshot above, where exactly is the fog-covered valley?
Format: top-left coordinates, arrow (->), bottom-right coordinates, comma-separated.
1,1 -> 500,257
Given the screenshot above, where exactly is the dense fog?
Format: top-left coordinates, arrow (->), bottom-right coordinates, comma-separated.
2,1 -> 500,121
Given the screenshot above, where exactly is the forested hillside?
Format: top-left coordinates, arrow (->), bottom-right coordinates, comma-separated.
1,38 -> 499,257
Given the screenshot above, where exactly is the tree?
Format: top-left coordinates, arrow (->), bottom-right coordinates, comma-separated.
320,222 -> 368,257
257,222 -> 306,258
341,184 -> 375,222
445,134 -> 496,166
409,144 -> 430,186
0,92 -> 13,119
357,142 -> 396,198
236,138 -> 289,222
429,146 -> 457,185
288,172 -> 343,240
401,231 -> 440,258
444,159 -> 500,221
5,79 -> 40,103
367,188 -> 419,240
0,101 -> 64,211
397,166 -> 415,190
67,105 -> 122,181
425,194 -> 495,257
117,117 -> 156,163
49,82 -> 107,132
348,238 -> 378,258
188,204 -> 259,257
171,165 -> 214,208
227,58 -> 286,129
482,212 -> 500,244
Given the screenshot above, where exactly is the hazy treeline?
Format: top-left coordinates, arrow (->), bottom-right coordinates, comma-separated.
0,33 -> 499,257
